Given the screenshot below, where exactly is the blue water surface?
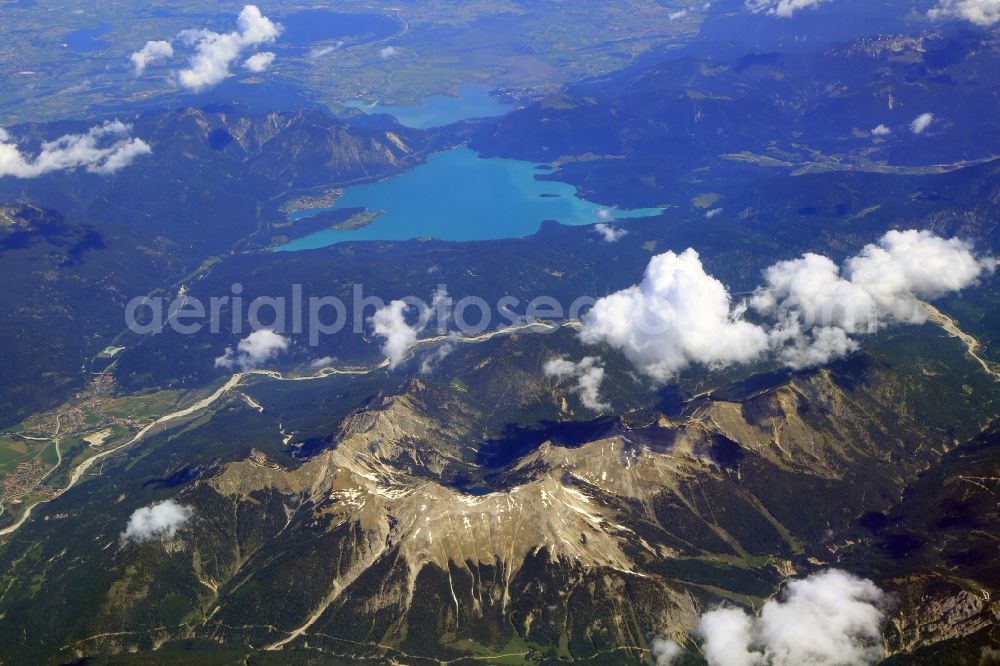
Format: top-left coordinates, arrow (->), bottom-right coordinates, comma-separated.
275,147 -> 662,251
344,85 -> 512,129
65,24 -> 111,52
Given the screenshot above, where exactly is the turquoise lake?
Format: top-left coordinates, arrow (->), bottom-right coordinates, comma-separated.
275,147 -> 663,251
344,85 -> 512,129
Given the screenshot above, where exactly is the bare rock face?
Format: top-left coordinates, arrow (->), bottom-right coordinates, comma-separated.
192,363 -> 983,656
143,107 -> 434,189
1,344 -> 996,662
887,577 -> 998,653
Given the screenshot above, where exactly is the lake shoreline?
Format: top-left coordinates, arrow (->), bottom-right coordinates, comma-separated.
274,146 -> 663,251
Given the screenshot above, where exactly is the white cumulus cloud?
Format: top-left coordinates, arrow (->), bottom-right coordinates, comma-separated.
696,569 -> 886,666
121,500 -> 193,544
594,223 -> 628,243
243,51 -> 276,73
131,5 -> 282,92
215,329 -> 290,371
870,124 -> 891,136
651,637 -> 683,665
580,248 -> 769,381
909,112 -> 934,135
752,230 -> 993,367
774,325 -> 860,370
750,252 -> 858,328
371,300 -> 427,369
420,337 -> 457,374
745,0 -> 829,17
309,42 -> 343,60
928,0 -> 1000,25
310,356 -> 335,369
177,6 -> 282,90
380,46 -> 398,59
130,40 -> 174,75
544,356 -> 610,412
0,121 -> 151,178
845,229 -> 994,323
698,607 -> 758,666
582,230 -> 993,377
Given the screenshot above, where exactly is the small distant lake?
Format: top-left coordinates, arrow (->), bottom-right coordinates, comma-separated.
344,85 -> 512,129
65,24 -> 111,52
277,10 -> 399,47
275,147 -> 662,251
144,9 -> 398,48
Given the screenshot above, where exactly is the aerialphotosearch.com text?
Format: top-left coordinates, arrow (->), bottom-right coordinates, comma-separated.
125,283 -> 600,345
